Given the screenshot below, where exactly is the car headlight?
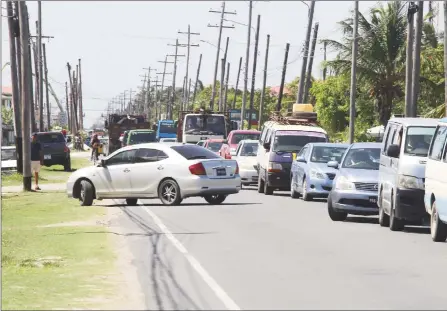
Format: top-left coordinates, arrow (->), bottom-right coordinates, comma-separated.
268,162 -> 282,173
310,169 -> 325,179
398,174 -> 424,190
335,175 -> 355,190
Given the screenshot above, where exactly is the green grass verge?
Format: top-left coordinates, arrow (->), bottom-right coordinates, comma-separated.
2,157 -> 91,187
2,192 -> 117,310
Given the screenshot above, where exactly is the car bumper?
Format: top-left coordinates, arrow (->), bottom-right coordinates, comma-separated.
43,153 -> 69,165
306,178 -> 333,198
179,175 -> 241,198
240,169 -> 258,185
395,188 -> 428,222
332,189 -> 379,215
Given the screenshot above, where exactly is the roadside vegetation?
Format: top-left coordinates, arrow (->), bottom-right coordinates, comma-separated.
1,191 -> 117,310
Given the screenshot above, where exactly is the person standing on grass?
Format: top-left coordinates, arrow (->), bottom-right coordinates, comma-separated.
31,133 -> 43,191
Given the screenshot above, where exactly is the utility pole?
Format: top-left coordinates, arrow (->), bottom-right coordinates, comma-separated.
232,57 -> 242,109
32,41 -> 41,130
139,73 -> 148,115
224,62 -> 231,112
277,43 -> 290,112
248,14 -> 261,129
303,22 -> 319,103
323,41 -> 327,81
157,57 -> 173,115
429,1 -> 434,25
219,37 -> 230,109
187,78 -> 192,106
219,58 -> 225,111
259,34 -> 270,130
151,78 -> 160,120
37,2 -> 44,132
241,0 -> 253,129
143,66 -> 157,118
405,2 -> 416,118
296,0 -> 316,104
411,1 -> 423,117
18,1 -> 32,190
43,43 -> 51,130
444,1 -> 447,116
348,1 -> 359,144
208,2 -> 236,109
78,58 -> 83,130
65,82 -> 70,130
7,0 -> 23,173
67,63 -> 77,134
167,39 -> 185,117
178,25 -> 200,108
192,53 -> 203,104
26,10 -> 37,133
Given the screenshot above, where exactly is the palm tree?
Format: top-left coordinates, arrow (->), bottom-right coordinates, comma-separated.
322,1 -> 408,125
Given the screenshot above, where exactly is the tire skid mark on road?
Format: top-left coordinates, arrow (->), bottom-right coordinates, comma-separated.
140,205 -> 241,311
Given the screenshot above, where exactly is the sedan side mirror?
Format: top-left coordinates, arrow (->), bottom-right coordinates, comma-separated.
327,160 -> 339,169
296,156 -> 307,163
386,144 -> 400,158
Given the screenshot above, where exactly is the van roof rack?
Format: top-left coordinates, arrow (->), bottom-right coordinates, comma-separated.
268,111 -> 319,126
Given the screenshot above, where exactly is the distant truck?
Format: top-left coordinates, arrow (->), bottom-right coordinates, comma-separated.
104,114 -> 150,155
156,120 -> 177,141
176,108 -> 238,144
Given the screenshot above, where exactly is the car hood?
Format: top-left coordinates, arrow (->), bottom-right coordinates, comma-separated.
236,156 -> 257,169
67,165 -> 97,182
338,167 -> 379,183
308,161 -> 338,175
2,160 -> 17,169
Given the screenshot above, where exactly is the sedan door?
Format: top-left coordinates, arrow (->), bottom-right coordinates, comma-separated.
295,146 -> 309,186
95,149 -> 136,197
130,148 -> 169,196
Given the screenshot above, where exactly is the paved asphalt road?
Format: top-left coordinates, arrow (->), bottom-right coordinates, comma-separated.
101,187 -> 447,310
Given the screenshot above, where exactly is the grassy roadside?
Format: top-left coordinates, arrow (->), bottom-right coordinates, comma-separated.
2,191 -> 117,310
2,157 -> 91,187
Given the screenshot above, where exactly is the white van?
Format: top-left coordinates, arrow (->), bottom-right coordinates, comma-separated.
424,118 -> 447,242
256,120 -> 328,195
377,118 -> 437,231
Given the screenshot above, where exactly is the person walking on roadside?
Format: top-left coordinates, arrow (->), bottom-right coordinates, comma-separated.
90,134 -> 100,162
31,133 -> 43,191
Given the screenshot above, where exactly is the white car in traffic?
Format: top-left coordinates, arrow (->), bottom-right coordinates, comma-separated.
66,142 -> 241,206
233,140 -> 259,187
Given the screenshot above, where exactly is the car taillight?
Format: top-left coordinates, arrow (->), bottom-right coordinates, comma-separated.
189,162 -> 206,175
235,163 -> 239,174
64,146 -> 69,153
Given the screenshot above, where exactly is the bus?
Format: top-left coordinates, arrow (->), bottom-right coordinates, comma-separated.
156,120 -> 177,141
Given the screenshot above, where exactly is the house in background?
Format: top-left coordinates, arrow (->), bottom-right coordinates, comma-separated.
2,86 -> 15,146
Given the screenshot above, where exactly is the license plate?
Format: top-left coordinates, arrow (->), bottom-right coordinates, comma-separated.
369,197 -> 377,204
216,168 -> 226,176
201,137 -> 208,140
44,155 -> 51,160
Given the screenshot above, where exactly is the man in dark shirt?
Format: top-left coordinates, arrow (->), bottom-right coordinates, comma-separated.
31,133 -> 43,191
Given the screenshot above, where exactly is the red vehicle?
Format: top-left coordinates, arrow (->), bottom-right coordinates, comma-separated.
220,130 -> 261,159
203,139 -> 226,156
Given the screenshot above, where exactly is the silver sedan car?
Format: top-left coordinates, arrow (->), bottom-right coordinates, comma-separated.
327,142 -> 382,221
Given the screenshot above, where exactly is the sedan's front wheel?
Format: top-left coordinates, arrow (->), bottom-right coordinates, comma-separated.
79,180 -> 94,206
204,194 -> 227,205
158,179 -> 182,206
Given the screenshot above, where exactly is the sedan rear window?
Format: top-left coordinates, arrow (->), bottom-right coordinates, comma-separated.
171,145 -> 221,160
38,133 -> 65,143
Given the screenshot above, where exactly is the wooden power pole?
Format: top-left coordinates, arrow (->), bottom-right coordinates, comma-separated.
232,56 -> 242,109
248,14 -> 261,129
303,22 -> 319,103
192,53 -> 203,104
276,43 -> 290,112
78,58 -> 84,130
259,34 -> 270,130
43,43 -> 51,130
348,1 -> 359,144
444,1 -> 447,116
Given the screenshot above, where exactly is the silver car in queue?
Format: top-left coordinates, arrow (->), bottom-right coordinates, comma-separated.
327,142 -> 382,222
290,143 -> 349,201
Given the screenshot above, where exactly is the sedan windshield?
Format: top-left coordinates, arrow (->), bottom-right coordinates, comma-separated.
404,126 -> 436,157
239,143 -> 258,156
1,149 -> 16,161
342,148 -> 381,170
310,146 -> 347,163
207,142 -> 223,152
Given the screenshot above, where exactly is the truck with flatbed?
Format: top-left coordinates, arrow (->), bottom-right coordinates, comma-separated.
104,114 -> 150,155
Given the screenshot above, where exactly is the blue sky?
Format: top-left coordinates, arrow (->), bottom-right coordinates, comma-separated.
1,1 -> 442,127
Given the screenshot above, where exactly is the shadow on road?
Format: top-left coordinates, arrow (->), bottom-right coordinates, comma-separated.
41,231 -> 215,237
404,226 -> 430,235
345,216 -> 379,225
96,202 -> 260,207
120,207 -> 209,310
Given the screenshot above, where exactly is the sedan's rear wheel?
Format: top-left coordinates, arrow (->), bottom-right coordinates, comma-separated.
204,194 -> 227,205
158,179 -> 182,206
431,201 -> 447,242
